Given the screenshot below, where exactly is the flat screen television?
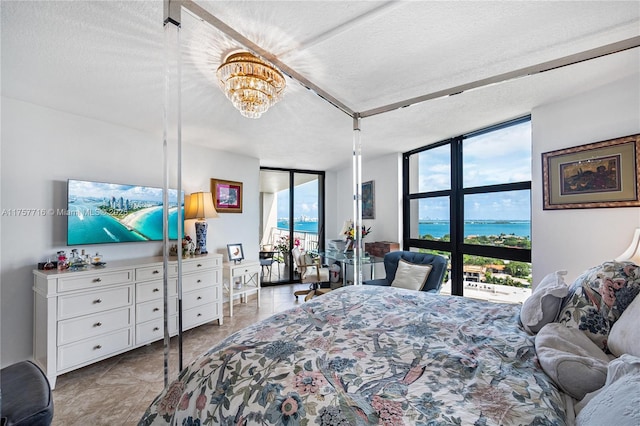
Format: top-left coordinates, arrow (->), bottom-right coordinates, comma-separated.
67,179 -> 183,245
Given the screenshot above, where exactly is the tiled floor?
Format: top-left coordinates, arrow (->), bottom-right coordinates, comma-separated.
50,283 -> 310,425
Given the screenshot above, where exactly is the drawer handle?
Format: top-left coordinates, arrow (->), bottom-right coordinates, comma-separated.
197,279 -> 202,283
94,322 -> 102,327
93,278 -> 102,283
197,264 -> 202,267
153,327 -> 159,332
93,299 -> 102,304
93,345 -> 102,350
197,296 -> 202,300
153,288 -> 160,292
153,270 -> 160,274
197,313 -> 202,317
153,308 -> 160,312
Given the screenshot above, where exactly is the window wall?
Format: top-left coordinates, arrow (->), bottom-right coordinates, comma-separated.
259,168 -> 325,284
404,117 -> 532,303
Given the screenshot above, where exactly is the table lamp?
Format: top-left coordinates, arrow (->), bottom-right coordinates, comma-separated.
184,192 -> 218,254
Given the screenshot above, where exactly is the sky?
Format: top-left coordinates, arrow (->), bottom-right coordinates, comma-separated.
277,120 -> 532,222
277,180 -> 318,220
417,120 -> 532,221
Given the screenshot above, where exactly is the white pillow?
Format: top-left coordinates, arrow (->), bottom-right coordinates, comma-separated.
535,323 -> 610,400
608,293 -> 640,357
391,259 -> 432,291
520,270 -> 568,334
576,355 -> 640,425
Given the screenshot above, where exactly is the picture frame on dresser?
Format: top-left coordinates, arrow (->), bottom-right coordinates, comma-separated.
227,243 -> 244,263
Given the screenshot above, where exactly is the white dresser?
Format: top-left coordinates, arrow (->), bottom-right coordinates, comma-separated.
32,254 -> 222,389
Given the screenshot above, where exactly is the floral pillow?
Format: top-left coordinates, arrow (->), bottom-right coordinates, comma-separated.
555,261 -> 640,352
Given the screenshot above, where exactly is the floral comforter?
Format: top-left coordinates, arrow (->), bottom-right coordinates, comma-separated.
139,286 -> 567,425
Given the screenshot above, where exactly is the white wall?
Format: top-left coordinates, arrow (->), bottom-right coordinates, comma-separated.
0,97 -> 259,366
335,153 -> 402,244
531,74 -> 640,284
335,153 -> 402,279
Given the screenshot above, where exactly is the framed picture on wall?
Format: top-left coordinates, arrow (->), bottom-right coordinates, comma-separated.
211,178 -> 243,213
362,180 -> 375,219
542,133 -> 640,210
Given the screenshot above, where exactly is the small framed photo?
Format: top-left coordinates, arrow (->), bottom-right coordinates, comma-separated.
542,134 -> 640,210
211,178 -> 243,213
227,243 -> 244,263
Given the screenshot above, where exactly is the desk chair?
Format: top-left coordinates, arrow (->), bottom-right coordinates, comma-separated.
291,247 -> 330,301
259,250 -> 278,281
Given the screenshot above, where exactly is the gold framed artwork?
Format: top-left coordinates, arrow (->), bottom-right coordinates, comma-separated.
542,133 -> 640,210
210,178 -> 243,213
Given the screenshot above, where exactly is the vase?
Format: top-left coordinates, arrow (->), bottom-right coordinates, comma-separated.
344,240 -> 354,253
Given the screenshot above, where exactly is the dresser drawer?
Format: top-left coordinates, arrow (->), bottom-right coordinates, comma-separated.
57,328 -> 132,371
135,315 -> 178,345
58,307 -> 132,346
136,279 -> 177,303
57,269 -> 133,292
229,264 -> 259,278
183,272 -> 214,292
136,296 -> 178,323
135,265 -> 164,282
183,304 -> 218,329
58,286 -> 133,320
182,257 -> 218,273
183,286 -> 217,310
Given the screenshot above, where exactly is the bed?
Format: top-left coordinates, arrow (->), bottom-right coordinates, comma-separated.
139,285 -> 568,425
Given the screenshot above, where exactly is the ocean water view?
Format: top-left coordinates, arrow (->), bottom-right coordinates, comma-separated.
277,219 -> 530,239
278,220 -> 318,234
420,220 -> 530,239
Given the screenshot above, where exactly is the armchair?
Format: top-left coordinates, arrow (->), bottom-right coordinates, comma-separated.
363,251 -> 447,293
291,247 -> 331,301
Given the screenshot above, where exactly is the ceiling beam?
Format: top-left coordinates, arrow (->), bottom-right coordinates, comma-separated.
360,36 -> 640,118
179,1 -> 639,124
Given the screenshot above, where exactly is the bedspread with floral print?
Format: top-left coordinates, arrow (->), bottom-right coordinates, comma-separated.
139,286 -> 567,426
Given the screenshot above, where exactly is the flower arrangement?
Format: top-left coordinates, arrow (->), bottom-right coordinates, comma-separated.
344,222 -> 371,240
274,235 -> 301,253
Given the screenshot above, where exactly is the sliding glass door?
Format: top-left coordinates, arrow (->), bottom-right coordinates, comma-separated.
260,168 -> 325,284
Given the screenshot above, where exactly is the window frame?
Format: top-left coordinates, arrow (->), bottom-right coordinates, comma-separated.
402,116 -> 532,297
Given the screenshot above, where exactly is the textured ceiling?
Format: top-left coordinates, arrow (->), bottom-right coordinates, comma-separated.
2,1 -> 639,171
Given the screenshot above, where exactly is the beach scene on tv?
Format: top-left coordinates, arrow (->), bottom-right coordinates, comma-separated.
67,180 -> 183,245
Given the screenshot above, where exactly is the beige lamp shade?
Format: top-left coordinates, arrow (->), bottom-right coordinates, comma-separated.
184,192 -> 219,220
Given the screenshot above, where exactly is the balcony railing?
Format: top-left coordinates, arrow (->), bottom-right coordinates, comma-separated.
266,227 -> 319,252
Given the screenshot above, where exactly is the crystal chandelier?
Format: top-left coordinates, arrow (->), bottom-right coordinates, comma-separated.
216,51 -> 286,119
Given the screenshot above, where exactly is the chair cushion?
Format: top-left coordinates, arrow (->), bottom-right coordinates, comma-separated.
0,361 -> 53,426
380,251 -> 447,293
391,259 -> 432,291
